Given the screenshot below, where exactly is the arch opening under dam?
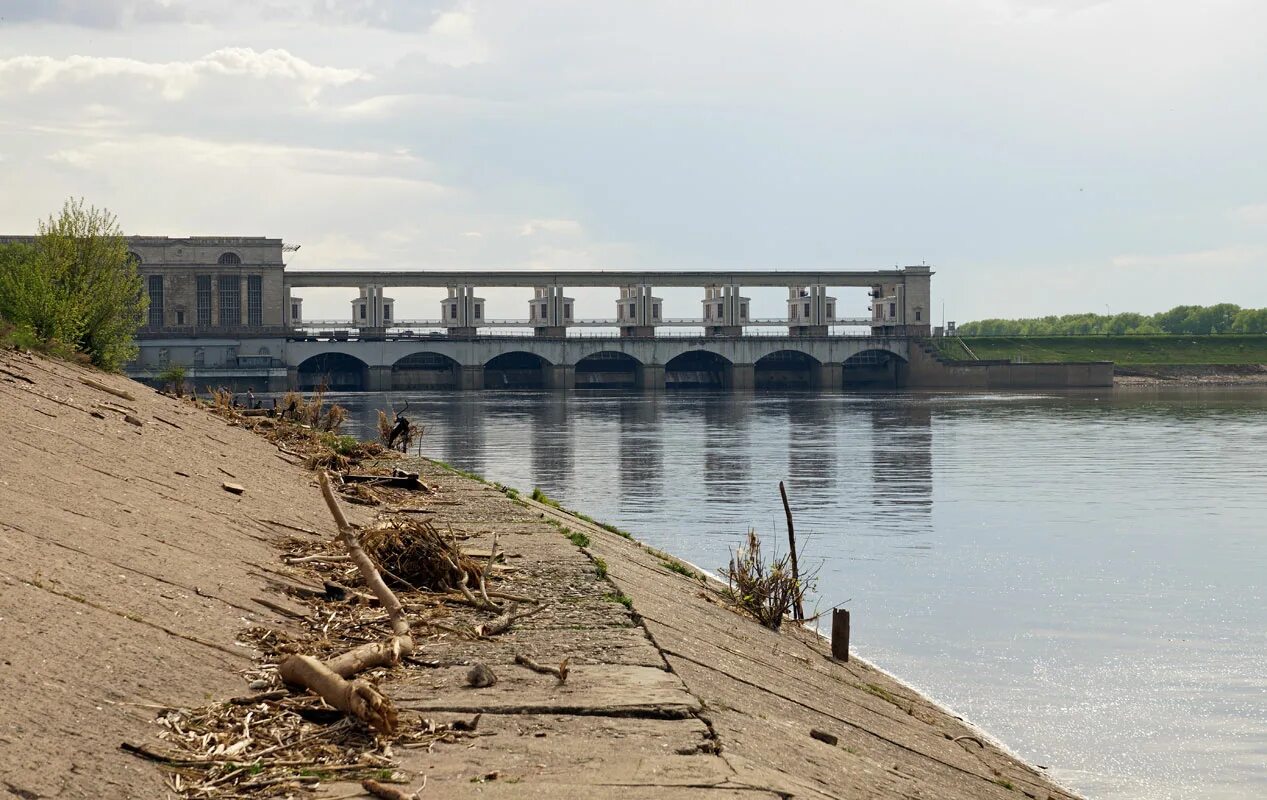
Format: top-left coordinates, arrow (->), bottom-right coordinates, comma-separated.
844,349 -> 905,389
755,350 -> 822,390
665,350 -> 731,389
575,351 -> 641,389
296,352 -> 369,392
485,351 -> 551,389
391,352 -> 460,390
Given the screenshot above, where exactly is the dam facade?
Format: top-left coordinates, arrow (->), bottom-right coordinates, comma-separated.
0,235 -> 1109,391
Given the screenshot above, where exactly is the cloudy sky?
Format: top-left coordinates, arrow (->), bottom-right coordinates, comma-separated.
1,0 -> 1265,322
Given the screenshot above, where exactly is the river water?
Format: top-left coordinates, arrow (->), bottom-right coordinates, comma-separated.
331,387 -> 1267,800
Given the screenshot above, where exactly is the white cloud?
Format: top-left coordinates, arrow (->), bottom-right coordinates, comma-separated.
1233,204 -> 1267,226
0,48 -> 364,102
1110,245 -> 1267,270
519,219 -> 584,237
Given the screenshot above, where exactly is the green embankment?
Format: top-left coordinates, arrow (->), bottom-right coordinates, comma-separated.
934,335 -> 1267,366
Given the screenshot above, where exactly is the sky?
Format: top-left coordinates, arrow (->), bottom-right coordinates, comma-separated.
1,0 -> 1265,322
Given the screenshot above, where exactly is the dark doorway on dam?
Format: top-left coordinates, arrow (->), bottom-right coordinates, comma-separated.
844,350 -> 902,389
485,351 -> 548,389
665,350 -> 730,389
575,351 -> 639,389
391,352 -> 459,390
295,352 -> 369,391
755,350 -> 819,389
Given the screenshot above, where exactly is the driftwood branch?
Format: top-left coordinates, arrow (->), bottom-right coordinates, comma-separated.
276,472 -> 415,733
277,655 -> 398,734
476,603 -> 548,637
514,653 -> 570,682
80,376 -> 136,401
363,777 -> 423,800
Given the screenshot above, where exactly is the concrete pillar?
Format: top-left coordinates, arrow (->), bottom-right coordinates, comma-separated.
727,363 -> 755,391
635,363 -> 665,392
545,364 -> 575,391
459,365 -> 484,391
286,366 -> 299,390
367,365 -> 392,392
815,362 -> 843,390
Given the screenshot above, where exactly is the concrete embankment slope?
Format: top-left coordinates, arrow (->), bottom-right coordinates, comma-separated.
0,351 -> 342,798
0,350 -> 1078,799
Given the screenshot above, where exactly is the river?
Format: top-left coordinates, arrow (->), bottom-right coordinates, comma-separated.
329,387 -> 1267,800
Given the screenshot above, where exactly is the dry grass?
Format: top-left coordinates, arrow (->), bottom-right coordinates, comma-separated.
721,529 -> 812,631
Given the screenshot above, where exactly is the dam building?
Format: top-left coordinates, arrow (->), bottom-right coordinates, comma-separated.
0,235 -> 1111,391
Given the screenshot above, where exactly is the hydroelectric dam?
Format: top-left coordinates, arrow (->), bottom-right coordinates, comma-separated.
88,236 -> 1110,392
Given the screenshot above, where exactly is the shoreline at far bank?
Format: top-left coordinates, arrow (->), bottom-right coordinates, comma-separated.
1113,363 -> 1267,386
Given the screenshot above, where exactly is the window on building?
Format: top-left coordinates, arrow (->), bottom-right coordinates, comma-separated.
147,275 -> 164,327
705,305 -> 711,319
889,302 -> 896,317
541,303 -> 548,317
218,276 -> 240,326
652,303 -> 660,318
247,275 -> 262,327
629,303 -> 636,317
193,347 -> 205,367
359,304 -> 366,320
740,303 -> 748,318
450,304 -> 457,319
804,302 -> 811,317
564,303 -> 571,318
196,275 -> 212,327
218,252 -> 242,265
383,305 -> 391,321
827,303 -> 834,318
474,305 -> 481,319
291,303 -> 299,320
915,309 -> 922,321
176,310 -> 185,326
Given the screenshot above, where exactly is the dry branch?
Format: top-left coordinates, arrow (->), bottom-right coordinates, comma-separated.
275,472 -> 415,734
514,653 -> 570,682
476,603 -> 548,637
79,376 -> 135,401
363,777 -> 421,800
277,655 -> 398,734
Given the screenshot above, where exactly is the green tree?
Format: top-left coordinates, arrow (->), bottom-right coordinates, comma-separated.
0,199 -> 146,370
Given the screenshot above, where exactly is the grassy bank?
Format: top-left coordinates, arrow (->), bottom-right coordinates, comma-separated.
935,334 -> 1267,365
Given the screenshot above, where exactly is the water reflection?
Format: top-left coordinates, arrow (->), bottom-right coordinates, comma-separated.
618,397 -> 663,504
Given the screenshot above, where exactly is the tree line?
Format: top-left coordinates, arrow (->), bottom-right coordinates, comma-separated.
0,199 -> 146,371
958,304 -> 1267,336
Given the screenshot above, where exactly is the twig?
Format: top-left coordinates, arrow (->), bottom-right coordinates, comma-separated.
476,603 -> 548,637
779,480 -> 805,622
514,653 -> 570,682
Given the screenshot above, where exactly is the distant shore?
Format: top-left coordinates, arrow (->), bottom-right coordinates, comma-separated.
1113,364 -> 1267,386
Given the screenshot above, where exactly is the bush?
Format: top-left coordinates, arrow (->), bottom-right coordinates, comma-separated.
721,529 -> 812,631
0,199 -> 146,370
157,365 -> 187,397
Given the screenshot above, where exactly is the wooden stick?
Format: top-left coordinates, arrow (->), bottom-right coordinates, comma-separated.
276,472 -> 415,733
278,655 -> 398,734
79,376 -> 135,401
362,778 -> 421,800
779,480 -> 805,622
318,471 -> 412,646
476,603 -> 547,637
514,653 -> 569,682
